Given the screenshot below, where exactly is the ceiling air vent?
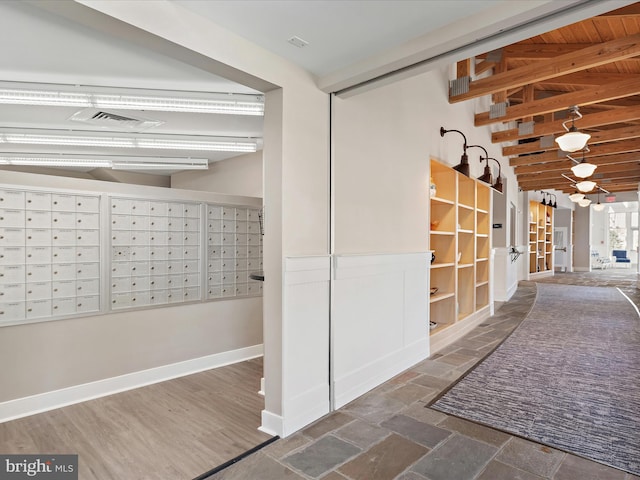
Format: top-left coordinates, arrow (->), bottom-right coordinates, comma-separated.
68,108 -> 164,132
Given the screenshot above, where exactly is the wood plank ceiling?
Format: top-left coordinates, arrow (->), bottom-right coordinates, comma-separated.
450,3 -> 640,195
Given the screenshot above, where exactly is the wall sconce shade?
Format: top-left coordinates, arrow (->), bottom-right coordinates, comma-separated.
576,180 -> 597,193
555,106 -> 590,152
440,127 -> 471,177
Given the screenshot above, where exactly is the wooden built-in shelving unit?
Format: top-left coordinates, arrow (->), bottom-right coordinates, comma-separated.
528,200 -> 553,277
429,159 -> 491,351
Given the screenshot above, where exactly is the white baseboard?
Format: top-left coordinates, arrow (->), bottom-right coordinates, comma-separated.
506,280 -> 518,301
430,307 -> 490,354
0,344 -> 263,424
259,409 -> 283,437
333,339 -> 428,409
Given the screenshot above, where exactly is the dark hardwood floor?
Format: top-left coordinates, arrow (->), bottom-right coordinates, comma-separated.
0,357 -> 271,480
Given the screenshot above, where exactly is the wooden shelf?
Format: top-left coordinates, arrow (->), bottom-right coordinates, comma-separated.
430,230 -> 455,236
431,196 -> 455,205
457,263 -> 473,269
431,262 -> 455,269
430,292 -> 455,303
476,280 -> 489,288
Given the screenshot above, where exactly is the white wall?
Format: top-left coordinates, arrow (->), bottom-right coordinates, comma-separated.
171,151 -> 263,197
0,170 -> 262,412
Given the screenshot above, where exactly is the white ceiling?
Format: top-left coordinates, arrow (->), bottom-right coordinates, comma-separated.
0,0 -> 621,179
174,0 -> 503,77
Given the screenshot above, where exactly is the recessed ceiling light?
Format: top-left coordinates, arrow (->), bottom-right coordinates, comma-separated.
0,84 -> 264,116
0,131 -> 258,152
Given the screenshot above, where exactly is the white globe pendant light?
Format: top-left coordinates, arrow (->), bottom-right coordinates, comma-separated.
555,106 -> 590,153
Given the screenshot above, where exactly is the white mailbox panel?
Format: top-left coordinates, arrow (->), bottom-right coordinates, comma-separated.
130,276 -> 149,292
130,216 -> 150,230
0,246 -> 24,265
183,204 -> 199,218
0,209 -> 25,228
76,246 -> 99,262
51,229 -> 75,245
111,292 -> 132,309
149,202 -> 167,216
77,229 -> 99,245
111,262 -> 129,277
52,280 -> 76,298
52,212 -> 75,229
3,283 -> 26,301
0,302 -> 25,322
0,228 -> 25,245
130,200 -> 150,216
149,290 -> 168,304
25,192 -> 51,210
112,277 -> 131,293
76,295 -> 99,313
130,291 -> 150,307
52,297 -> 76,316
26,299 -> 51,318
26,210 -> 52,227
77,278 -> 99,296
76,213 -> 99,229
76,262 -> 99,279
52,263 -> 76,281
26,246 -> 51,264
111,198 -> 131,213
52,246 -> 76,263
51,194 -> 76,211
149,261 -> 167,275
27,263 -> 51,280
149,275 -> 167,290
0,265 -> 25,284
0,190 -> 25,209
168,288 -> 183,303
149,216 -> 168,231
76,196 -> 99,213
208,206 -> 222,219
130,231 -> 150,245
111,215 -> 131,230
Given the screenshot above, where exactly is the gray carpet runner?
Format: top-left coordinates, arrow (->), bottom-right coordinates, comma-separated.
431,283 -> 640,476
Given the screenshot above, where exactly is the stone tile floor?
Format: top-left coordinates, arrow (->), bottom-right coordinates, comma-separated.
209,273 -> 640,480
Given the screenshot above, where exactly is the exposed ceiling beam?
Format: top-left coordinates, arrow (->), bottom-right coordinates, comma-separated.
503,125 -> 640,157
492,105 -> 640,143
517,164 -> 640,182
535,72 -> 637,87
450,33 -> 640,103
509,138 -> 640,166
476,77 -> 640,126
514,151 -> 640,174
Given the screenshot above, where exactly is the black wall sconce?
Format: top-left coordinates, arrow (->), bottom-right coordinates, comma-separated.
440,127 -> 470,177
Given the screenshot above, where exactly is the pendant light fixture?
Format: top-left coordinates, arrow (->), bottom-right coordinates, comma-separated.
555,106 -> 591,152
578,198 -> 592,207
593,191 -> 605,211
569,192 -> 585,202
440,127 -> 470,177
570,149 -> 597,178
576,180 -> 597,193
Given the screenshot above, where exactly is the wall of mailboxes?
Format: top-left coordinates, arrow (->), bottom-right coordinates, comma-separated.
0,186 -> 263,326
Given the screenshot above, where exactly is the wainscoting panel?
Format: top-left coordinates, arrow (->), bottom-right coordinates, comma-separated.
280,256 -> 331,436
332,253 -> 429,409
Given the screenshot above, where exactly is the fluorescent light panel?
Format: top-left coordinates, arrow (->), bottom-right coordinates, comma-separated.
0,155 -> 208,170
0,87 -> 264,116
0,133 -> 257,152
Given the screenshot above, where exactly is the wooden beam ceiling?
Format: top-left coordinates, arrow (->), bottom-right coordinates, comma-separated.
451,4 -> 640,194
